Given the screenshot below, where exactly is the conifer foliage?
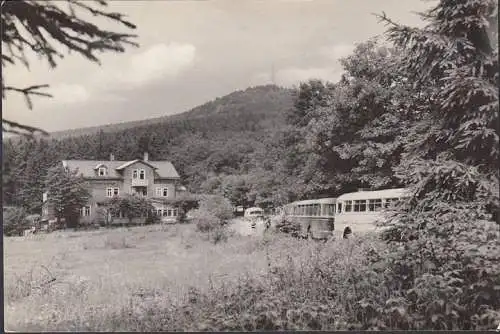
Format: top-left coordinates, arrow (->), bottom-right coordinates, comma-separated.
1,0 -> 137,135
44,165 -> 91,228
374,0 -> 499,330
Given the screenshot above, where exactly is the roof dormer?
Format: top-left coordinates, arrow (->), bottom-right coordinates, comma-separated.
94,163 -> 108,176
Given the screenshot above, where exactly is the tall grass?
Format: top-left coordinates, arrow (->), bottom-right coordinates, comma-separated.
4,224 -> 394,331
6,223 -> 495,331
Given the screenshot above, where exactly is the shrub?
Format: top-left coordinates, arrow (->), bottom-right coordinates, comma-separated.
275,218 -> 301,237
3,207 -> 30,236
145,213 -> 160,225
193,210 -> 220,233
190,195 -> 234,244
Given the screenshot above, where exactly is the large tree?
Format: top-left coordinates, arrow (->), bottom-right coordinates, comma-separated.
44,164 -> 91,228
288,40 -> 412,197
375,0 -> 499,330
2,0 -> 137,135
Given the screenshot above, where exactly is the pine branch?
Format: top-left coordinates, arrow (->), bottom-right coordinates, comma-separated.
2,119 -> 48,136
2,84 -> 53,109
1,0 -> 138,136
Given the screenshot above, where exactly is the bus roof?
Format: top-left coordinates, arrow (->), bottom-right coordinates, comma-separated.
336,188 -> 409,201
287,197 -> 337,206
244,207 -> 263,213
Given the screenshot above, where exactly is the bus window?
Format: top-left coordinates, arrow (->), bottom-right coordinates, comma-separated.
345,200 -> 352,212
337,203 -> 342,213
354,200 -> 367,212
329,204 -> 335,216
321,204 -> 327,216
368,199 -> 382,211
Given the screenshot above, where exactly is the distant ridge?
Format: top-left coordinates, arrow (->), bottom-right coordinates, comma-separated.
32,84 -> 293,140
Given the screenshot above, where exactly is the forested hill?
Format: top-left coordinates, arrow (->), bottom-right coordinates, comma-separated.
3,84 -> 297,209
45,85 -> 294,139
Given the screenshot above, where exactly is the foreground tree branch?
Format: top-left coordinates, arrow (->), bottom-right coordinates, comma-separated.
1,0 -> 138,136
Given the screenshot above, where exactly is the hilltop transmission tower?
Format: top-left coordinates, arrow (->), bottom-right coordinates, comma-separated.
271,62 -> 276,85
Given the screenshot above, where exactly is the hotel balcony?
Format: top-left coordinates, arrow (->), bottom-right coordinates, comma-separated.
131,178 -> 148,186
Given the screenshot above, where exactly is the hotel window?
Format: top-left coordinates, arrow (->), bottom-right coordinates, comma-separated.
156,187 -> 168,197
98,167 -> 107,176
139,169 -> 145,180
133,170 -> 138,179
345,200 -> 352,212
353,200 -> 367,212
368,199 -> 382,211
107,187 -> 119,197
80,206 -> 91,217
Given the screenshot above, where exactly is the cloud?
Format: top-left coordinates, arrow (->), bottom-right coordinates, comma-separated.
38,83 -> 90,107
100,43 -> 197,89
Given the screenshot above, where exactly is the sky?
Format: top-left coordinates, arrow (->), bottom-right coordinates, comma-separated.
3,0 -> 433,133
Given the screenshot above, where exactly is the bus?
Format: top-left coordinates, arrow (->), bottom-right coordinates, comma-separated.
334,188 -> 410,237
282,197 -> 337,240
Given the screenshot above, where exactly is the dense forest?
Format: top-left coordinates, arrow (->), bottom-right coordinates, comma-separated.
2,40 -> 408,215
3,84 -> 298,212
3,8 -> 498,227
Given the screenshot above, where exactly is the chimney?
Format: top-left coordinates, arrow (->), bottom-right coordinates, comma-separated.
143,152 -> 149,161
110,153 -> 115,161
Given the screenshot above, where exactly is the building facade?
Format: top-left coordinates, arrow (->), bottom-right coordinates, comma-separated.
42,152 -> 183,225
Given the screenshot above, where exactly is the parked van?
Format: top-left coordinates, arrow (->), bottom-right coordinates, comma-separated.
244,207 -> 264,219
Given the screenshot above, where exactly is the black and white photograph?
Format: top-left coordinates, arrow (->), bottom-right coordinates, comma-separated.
2,0 -> 499,331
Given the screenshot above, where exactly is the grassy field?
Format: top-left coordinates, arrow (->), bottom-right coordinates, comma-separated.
4,223 -> 385,331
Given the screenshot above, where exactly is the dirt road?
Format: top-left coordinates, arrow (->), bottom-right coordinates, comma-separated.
229,217 -> 269,236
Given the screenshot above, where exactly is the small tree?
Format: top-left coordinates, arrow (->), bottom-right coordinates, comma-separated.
3,206 -> 30,236
105,195 -> 156,225
163,193 -> 200,224
44,164 -> 91,228
191,195 -> 234,242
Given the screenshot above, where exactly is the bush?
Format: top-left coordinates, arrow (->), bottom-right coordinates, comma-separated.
192,195 -> 233,231
3,207 -> 30,236
193,210 -> 220,233
145,213 -> 161,225
275,218 -> 301,237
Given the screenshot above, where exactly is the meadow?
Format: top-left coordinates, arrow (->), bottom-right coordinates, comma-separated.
4,222 -> 387,331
